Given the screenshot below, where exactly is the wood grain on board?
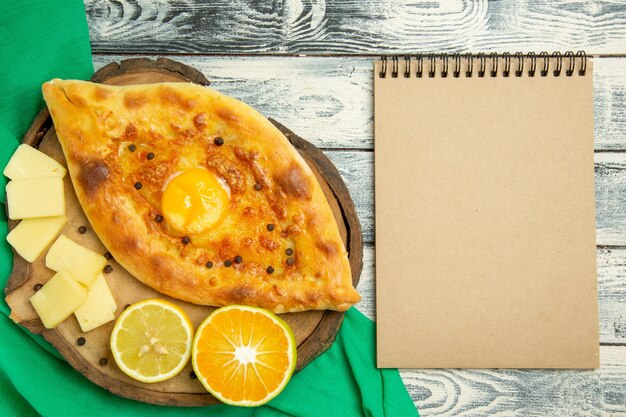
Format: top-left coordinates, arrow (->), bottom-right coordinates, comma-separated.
4,58 -> 363,406
84,0 -> 626,55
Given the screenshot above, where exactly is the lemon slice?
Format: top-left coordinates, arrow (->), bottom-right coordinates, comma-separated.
110,299 -> 193,383
192,305 -> 297,406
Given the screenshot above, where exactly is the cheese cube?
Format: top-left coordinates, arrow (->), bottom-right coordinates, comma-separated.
3,144 -> 67,180
74,274 -> 117,332
30,271 -> 87,329
46,235 -> 107,286
6,216 -> 67,262
6,177 -> 65,220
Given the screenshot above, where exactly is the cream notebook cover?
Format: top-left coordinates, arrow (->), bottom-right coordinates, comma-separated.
374,53 -> 599,368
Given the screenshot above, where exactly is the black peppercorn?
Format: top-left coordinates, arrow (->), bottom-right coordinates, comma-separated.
182,236 -> 191,245
224,260 -> 232,267
146,152 -> 155,160
266,266 -> 274,274
285,248 -> 294,256
99,358 -> 108,366
77,337 -> 86,346
205,261 -> 213,269
267,224 -> 275,231
254,183 -> 262,191
286,257 -> 294,266
33,283 -> 43,291
78,225 -> 87,234
190,371 -> 197,379
214,137 -> 224,146
234,255 -> 242,264
155,214 -> 164,223
103,265 -> 113,274
104,252 -> 113,260
128,144 -> 136,152
134,182 -> 142,190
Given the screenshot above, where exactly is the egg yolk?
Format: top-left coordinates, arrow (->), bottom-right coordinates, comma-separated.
161,168 -> 229,234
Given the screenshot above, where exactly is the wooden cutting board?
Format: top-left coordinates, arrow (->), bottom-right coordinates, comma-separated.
3,58 -> 363,407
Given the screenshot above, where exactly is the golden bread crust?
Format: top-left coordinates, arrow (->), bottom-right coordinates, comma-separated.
42,79 -> 360,313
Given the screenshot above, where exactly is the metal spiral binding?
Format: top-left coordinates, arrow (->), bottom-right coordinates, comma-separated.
477,53 -> 486,77
429,53 -> 436,78
416,54 -> 423,78
490,52 -> 499,77
465,53 -> 473,77
515,52 -> 524,76
539,51 -> 550,76
404,55 -> 411,78
378,51 -> 587,78
528,52 -> 537,76
502,52 -> 511,77
453,53 -> 461,78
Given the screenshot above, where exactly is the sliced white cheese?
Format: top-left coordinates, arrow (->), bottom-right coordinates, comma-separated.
74,273 -> 117,332
29,270 -> 87,329
6,216 -> 67,262
3,144 -> 67,180
6,177 -> 65,220
45,235 -> 107,286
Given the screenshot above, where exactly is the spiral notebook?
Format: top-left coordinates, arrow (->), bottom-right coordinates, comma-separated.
374,52 -> 599,369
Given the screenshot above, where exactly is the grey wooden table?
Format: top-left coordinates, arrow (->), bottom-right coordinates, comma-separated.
84,1 -> 626,415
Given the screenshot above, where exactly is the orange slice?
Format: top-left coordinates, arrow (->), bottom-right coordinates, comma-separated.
192,305 -> 297,406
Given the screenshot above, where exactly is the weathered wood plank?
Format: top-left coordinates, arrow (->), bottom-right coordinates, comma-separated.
93,56 -> 626,151
595,59 -> 626,151
597,248 -> 626,345
595,152 -> 626,246
355,246 -> 626,414
84,0 -> 626,55
356,245 -> 626,345
399,346 -> 626,416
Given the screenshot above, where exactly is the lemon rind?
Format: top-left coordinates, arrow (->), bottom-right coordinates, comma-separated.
110,299 -> 194,384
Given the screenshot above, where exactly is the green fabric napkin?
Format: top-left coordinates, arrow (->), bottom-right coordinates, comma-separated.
0,1 -> 419,416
